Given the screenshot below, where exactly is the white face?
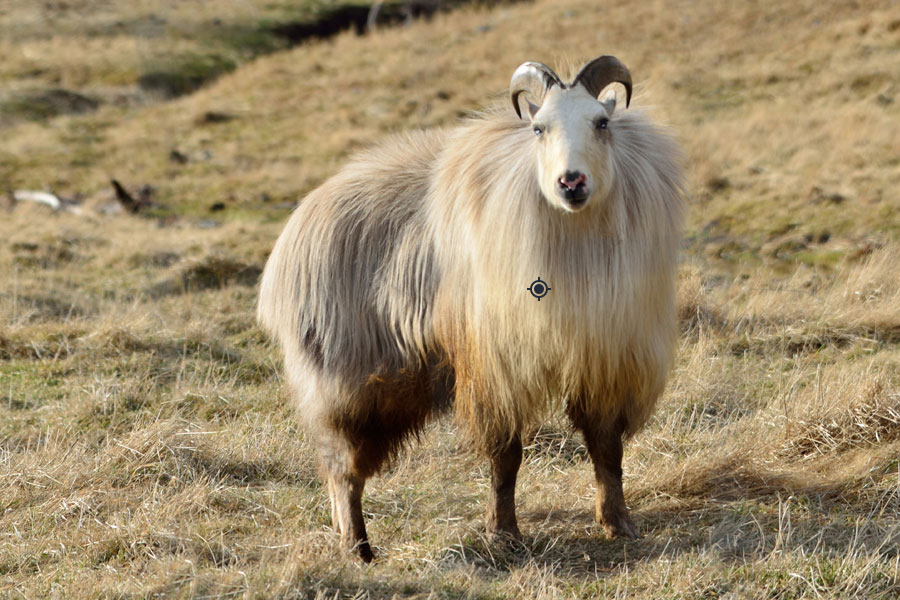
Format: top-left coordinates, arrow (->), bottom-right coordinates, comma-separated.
528,85 -> 616,213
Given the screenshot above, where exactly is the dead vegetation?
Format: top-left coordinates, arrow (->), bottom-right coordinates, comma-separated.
0,0 -> 898,598
148,255 -> 263,298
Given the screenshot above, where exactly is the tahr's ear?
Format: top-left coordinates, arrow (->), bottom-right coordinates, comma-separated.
599,89 -> 617,116
512,95 -> 542,121
510,61 -> 563,120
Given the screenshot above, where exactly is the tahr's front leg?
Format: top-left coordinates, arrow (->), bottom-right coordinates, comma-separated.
485,435 -> 523,540
568,408 -> 638,539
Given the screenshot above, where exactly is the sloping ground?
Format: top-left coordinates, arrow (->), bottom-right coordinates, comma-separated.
0,1 -> 431,101
0,0 -> 898,598
3,0 -> 898,250
0,1 -> 518,123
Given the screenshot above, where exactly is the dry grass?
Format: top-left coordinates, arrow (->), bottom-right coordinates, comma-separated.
1,0 -> 899,598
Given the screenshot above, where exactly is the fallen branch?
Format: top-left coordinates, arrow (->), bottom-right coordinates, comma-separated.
10,189 -> 85,215
111,179 -> 153,214
13,190 -> 62,211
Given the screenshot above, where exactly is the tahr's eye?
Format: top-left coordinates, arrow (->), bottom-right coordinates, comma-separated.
533,125 -> 544,136
596,118 -> 609,130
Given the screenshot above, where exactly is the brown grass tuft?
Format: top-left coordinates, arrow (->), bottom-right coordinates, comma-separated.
782,377 -> 900,459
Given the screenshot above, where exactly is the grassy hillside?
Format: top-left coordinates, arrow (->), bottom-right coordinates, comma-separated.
0,1 -> 444,104
1,0 -> 899,598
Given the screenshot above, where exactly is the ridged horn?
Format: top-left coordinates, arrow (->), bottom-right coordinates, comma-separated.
509,61 -> 564,119
572,56 -> 633,108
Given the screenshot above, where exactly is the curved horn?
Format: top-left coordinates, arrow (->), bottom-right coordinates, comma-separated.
572,56 -> 633,108
509,61 -> 563,119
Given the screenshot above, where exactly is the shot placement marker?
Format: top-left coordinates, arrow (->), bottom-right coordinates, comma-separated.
527,277 -> 551,301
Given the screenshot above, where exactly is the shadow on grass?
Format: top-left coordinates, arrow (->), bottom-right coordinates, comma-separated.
439,459 -> 899,582
185,446 -> 318,488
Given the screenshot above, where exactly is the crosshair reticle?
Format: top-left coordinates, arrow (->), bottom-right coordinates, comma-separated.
527,277 -> 551,301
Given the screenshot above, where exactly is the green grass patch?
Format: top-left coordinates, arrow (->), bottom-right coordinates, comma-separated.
138,53 -> 237,99
0,89 -> 99,123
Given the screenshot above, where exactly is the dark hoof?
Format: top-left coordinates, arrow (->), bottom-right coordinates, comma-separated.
354,540 -> 375,563
600,514 -> 640,540
487,523 -> 523,548
341,535 -> 375,563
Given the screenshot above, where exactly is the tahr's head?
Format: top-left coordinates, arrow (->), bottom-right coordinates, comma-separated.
510,56 -> 632,213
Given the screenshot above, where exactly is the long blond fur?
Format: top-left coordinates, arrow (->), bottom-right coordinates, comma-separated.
258,98 -> 684,457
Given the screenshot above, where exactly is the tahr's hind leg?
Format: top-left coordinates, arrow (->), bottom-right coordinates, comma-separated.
306,366 -> 440,562
567,408 -> 639,539
485,435 -> 523,541
326,470 -> 374,562
317,430 -> 375,562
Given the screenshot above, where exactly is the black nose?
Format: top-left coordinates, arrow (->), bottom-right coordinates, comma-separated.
556,171 -> 588,206
558,171 -> 587,191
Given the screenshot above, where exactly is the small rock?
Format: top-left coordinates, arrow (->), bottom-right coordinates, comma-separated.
195,219 -> 221,229
169,149 -> 189,164
197,111 -> 234,124
98,202 -> 123,215
808,186 -> 845,204
705,176 -> 730,192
